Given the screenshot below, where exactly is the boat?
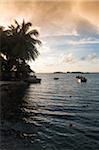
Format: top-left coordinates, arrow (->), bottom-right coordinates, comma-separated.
54,77 -> 59,80
24,75 -> 41,84
76,76 -> 87,83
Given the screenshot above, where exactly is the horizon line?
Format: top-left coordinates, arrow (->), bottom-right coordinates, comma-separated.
35,71 -> 99,74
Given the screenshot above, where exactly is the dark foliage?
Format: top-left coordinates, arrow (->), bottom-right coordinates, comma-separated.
0,20 -> 41,80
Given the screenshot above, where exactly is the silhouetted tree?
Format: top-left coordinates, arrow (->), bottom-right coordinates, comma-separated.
0,20 -> 41,80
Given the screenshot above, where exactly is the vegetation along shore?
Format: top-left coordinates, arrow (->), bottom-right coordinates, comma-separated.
0,20 -> 41,83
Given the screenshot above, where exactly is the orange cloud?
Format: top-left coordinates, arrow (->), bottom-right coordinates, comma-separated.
0,0 -> 99,36
77,0 -> 99,27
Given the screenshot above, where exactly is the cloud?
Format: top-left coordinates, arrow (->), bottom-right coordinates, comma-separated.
0,1 -> 69,37
79,1 -> 99,27
0,0 -> 99,37
88,53 -> 97,60
68,38 -> 99,45
0,0 -> 99,73
80,56 -> 86,61
75,17 -> 99,37
63,53 -> 75,64
81,53 -> 97,61
38,45 -> 51,54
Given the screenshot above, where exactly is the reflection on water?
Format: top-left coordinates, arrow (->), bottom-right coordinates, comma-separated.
0,73 -> 99,150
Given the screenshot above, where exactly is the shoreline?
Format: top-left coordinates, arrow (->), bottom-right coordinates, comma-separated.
0,80 -> 28,86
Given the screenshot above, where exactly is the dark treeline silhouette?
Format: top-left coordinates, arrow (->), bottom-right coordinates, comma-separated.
0,20 -> 41,80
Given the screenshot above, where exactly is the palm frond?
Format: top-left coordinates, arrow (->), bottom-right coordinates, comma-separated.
28,29 -> 39,36
15,20 -> 19,26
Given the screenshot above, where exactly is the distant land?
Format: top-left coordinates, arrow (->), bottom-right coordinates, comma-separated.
67,72 -> 99,74
53,72 -> 66,74
67,71 -> 84,74
53,71 -> 84,74
53,71 -> 99,74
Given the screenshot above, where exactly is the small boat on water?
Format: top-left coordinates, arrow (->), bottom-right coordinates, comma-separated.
54,77 -> 59,80
24,75 -> 41,84
76,76 -> 87,83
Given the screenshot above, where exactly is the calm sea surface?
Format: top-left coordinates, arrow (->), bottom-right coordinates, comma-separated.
0,73 -> 99,150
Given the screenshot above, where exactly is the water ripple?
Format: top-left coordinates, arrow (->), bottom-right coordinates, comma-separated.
1,73 -> 99,150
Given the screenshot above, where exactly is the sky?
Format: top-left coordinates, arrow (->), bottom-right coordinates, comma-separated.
0,0 -> 99,73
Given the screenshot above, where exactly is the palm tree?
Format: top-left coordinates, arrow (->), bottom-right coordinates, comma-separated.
6,20 -> 41,61
0,26 -> 9,56
0,20 -> 41,80
0,27 -> 9,79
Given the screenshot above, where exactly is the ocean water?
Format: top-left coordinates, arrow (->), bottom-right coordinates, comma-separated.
0,73 -> 99,150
